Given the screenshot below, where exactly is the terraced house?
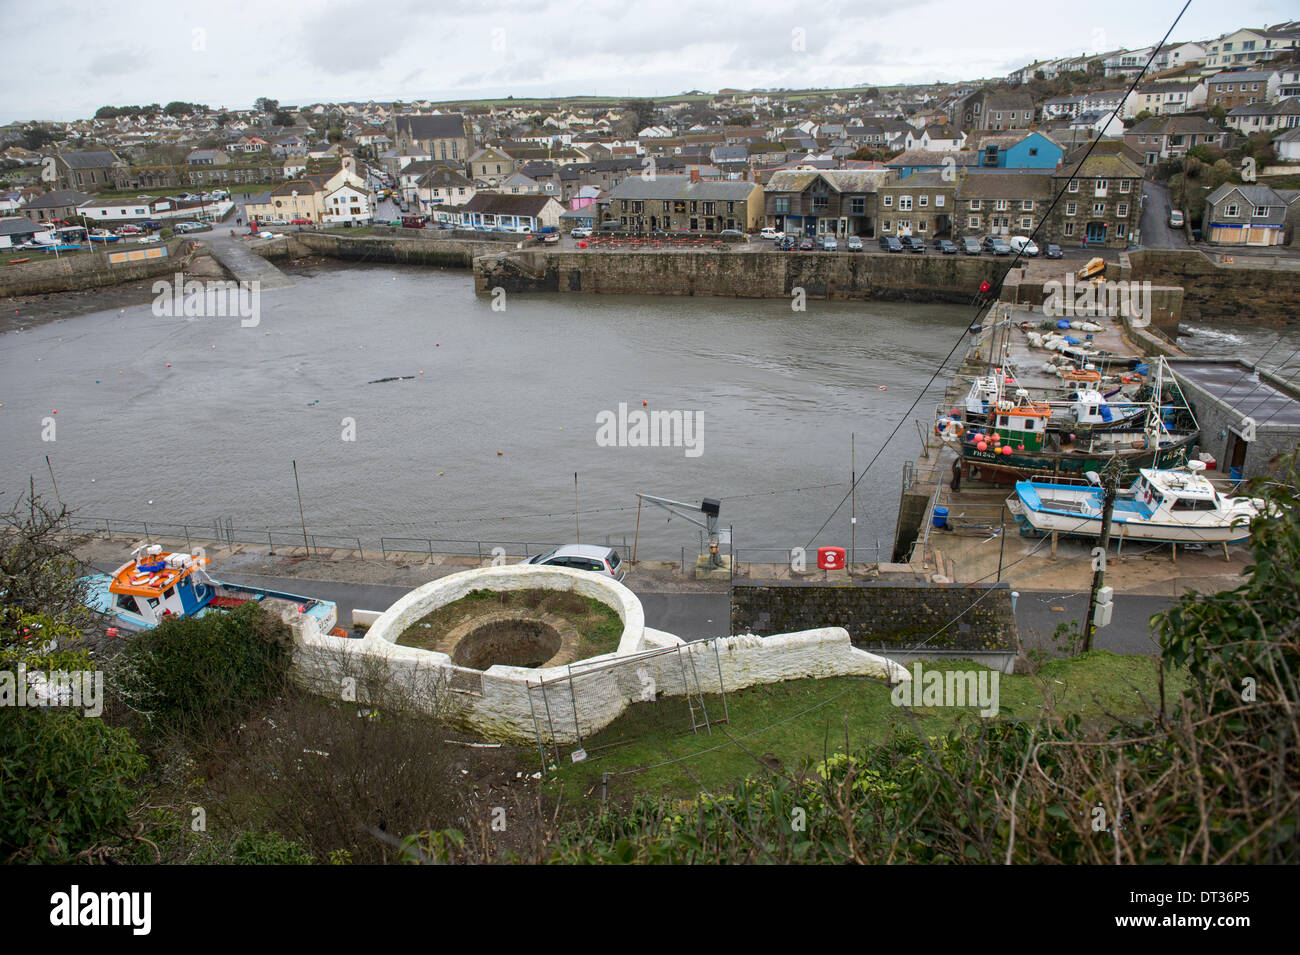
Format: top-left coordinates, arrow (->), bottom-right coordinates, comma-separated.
1046,146 -> 1143,248
763,169 -> 889,237
607,174 -> 762,234
1122,115 -> 1227,166
1202,183 -> 1288,246
952,172 -> 1052,243
876,172 -> 955,240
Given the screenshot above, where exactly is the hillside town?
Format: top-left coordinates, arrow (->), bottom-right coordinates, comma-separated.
2,2 -> 1299,890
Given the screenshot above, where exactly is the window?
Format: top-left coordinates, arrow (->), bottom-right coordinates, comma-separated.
883,195 -> 893,207
773,197 -> 789,214
1021,217 -> 1032,229
919,195 -> 928,207
1093,202 -> 1105,215
1095,179 -> 1108,195
850,197 -> 865,215
969,199 -> 981,210
1253,205 -> 1270,217
1119,179 -> 1131,193
1066,201 -> 1077,216
968,215 -> 980,228
899,196 -> 913,211
1021,200 -> 1033,211
1068,180 -> 1079,193
936,195 -> 945,207
995,200 -> 1009,211
1117,203 -> 1129,217
882,220 -> 891,231
1224,203 -> 1240,217
1064,221 -> 1075,236
918,221 -> 927,231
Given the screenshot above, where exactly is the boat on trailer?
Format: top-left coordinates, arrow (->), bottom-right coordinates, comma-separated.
1008,462 -> 1261,544
83,543 -> 337,634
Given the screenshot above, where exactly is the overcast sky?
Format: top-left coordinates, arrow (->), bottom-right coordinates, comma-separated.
2,0 -> 1294,124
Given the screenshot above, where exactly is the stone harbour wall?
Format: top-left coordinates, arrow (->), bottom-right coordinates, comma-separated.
1123,249 -> 1300,327
474,249 -> 1010,302
731,579 -> 1018,658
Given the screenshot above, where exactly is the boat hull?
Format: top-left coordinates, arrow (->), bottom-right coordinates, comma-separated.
962,432 -> 1196,484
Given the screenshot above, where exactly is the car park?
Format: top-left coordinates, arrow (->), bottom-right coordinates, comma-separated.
846,235 -> 863,252
878,235 -> 904,252
522,544 -> 626,582
1045,243 -> 1063,259
983,236 -> 1011,256
961,237 -> 982,255
935,239 -> 957,254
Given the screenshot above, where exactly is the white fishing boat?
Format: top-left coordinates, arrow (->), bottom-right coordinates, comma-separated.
1008,462 -> 1261,544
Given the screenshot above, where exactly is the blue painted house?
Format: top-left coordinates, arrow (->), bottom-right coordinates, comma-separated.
977,132 -> 1063,170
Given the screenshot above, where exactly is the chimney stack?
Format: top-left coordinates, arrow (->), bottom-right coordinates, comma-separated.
690,167 -> 700,183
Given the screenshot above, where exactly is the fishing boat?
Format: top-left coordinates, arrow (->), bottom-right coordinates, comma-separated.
949,357 -> 1199,484
87,230 -> 122,243
1008,462 -> 1261,544
82,543 -> 337,634
944,368 -> 1147,436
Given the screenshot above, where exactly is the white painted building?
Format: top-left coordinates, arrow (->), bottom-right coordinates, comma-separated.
321,183 -> 373,226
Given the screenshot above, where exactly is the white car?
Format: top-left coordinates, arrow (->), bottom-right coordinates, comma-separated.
760,227 -> 784,241
135,234 -> 161,244
570,227 -> 592,239
1009,235 -> 1039,257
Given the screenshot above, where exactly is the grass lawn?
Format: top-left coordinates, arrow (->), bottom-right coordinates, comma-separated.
548,652 -> 1184,799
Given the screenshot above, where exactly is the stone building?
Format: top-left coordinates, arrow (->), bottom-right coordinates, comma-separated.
952,172 -> 1052,243
1046,146 -> 1143,248
606,174 -> 763,234
877,171 -> 955,239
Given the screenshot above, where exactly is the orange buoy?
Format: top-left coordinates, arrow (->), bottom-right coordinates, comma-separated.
878,385 -> 887,391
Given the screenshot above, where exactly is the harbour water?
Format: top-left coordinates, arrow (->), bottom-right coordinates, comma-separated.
3,264 -> 974,560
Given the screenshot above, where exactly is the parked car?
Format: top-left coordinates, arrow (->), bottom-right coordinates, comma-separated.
719,229 -> 745,240
759,227 -> 784,241
290,217 -> 312,226
983,236 -> 1012,256
799,236 -> 815,251
820,235 -> 838,251
540,232 -> 561,244
846,235 -> 863,252
935,239 -> 957,254
172,221 -> 210,234
115,225 -> 143,236
1008,235 -> 1039,257
901,235 -> 926,253
570,227 -> 592,239
878,236 -> 904,252
522,545 -> 626,582
1168,209 -> 1185,228
135,234 -> 161,244
961,237 -> 982,255
1045,243 -> 1063,259
777,235 -> 797,251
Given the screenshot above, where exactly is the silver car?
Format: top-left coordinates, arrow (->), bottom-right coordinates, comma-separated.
523,544 -> 626,581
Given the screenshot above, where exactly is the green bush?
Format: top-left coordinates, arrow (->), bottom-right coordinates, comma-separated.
114,601 -> 292,741
0,707 -> 146,863
229,830 -> 315,865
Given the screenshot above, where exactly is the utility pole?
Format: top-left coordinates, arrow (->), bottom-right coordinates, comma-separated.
1083,458 -> 1120,652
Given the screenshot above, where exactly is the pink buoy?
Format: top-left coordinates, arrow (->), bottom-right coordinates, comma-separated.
977,441 -> 988,452
1002,445 -> 1013,456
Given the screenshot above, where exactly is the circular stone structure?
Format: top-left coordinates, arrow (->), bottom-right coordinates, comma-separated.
366,564 -> 645,665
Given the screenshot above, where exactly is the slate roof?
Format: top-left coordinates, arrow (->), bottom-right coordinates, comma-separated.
956,173 -> 1052,200
394,114 -> 467,141
460,192 -> 559,216
26,190 -> 91,209
59,150 -> 118,169
606,176 -> 759,201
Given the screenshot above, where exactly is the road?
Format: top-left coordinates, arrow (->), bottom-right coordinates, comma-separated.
218,569 -> 1167,656
1012,589 -> 1173,655
1139,180 -> 1186,249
